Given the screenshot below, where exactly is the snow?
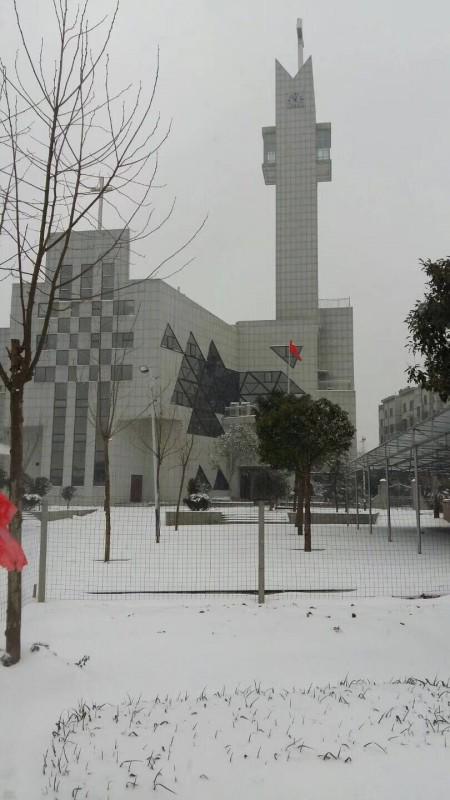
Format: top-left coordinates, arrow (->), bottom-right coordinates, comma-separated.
2,597 -> 450,798
2,505 -> 450,621
1,507 -> 450,798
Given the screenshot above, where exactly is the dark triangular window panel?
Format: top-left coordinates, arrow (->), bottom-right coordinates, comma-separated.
186,355 -> 205,378
160,323 -> 183,353
213,468 -> 229,491
171,381 -> 192,408
195,465 -> 212,490
239,374 -> 259,392
178,378 -> 199,403
270,345 -> 300,368
276,373 -> 305,395
185,332 -> 205,361
207,340 -> 225,367
188,409 -> 224,438
180,360 -> 198,382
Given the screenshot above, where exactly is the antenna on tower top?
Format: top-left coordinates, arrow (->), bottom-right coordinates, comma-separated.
297,18 -> 304,70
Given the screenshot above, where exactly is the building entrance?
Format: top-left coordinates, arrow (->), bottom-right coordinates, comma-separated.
129,474 -> 143,502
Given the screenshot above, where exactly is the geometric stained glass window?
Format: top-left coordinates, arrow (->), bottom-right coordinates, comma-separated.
160,323 -> 183,353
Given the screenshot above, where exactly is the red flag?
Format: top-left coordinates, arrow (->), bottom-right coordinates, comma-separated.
0,493 -> 27,572
289,340 -> 303,362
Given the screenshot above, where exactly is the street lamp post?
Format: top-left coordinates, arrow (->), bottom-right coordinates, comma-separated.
139,366 -> 161,543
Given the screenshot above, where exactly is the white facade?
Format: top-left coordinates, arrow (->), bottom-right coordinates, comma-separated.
379,386 -> 449,443
0,20 -> 356,502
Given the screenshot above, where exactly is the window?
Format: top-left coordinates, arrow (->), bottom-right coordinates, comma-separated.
80,267 -> 93,298
409,400 -> 413,410
92,301 -> 102,316
112,332 -> 134,348
389,408 -> 393,417
113,299 -> 134,315
317,127 -> 331,148
34,366 -> 55,382
38,302 -> 64,318
267,151 -> 276,163
36,334 -> 57,350
416,407 -> 421,418
58,317 -> 70,333
89,366 -> 99,381
111,364 -> 132,381
50,384 -> 67,486
71,382 -> 89,486
69,334 -> 78,349
101,262 -> 114,300
317,148 -> 330,161
94,381 -> 111,485
100,316 -> 113,332
99,349 -> 111,365
77,350 -> 90,365
58,264 -> 73,299
78,317 -> 91,333
71,302 -> 80,317
56,350 -> 69,366
68,366 -> 77,381
91,333 -> 101,348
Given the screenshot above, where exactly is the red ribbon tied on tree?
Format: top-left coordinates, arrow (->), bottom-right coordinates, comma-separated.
0,493 -> 28,572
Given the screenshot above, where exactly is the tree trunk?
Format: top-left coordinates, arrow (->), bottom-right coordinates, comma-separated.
175,463 -> 188,531
433,493 -> 440,519
103,437 -> 112,562
155,462 -> 161,544
5,375 -> 24,665
334,476 -> 339,513
304,472 -> 312,552
295,471 -> 304,535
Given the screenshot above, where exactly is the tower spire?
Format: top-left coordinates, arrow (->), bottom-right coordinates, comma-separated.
297,18 -> 304,70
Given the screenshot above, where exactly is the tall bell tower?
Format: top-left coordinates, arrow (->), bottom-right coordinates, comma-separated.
262,20 -> 331,320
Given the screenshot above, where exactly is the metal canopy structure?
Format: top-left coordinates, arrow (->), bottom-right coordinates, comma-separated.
347,408 -> 450,553
350,408 -> 450,473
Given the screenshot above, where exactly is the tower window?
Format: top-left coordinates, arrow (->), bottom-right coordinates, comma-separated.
266,151 -> 276,163
317,148 -> 330,161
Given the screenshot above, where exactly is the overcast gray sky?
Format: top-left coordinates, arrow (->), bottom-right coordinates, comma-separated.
1,0 -> 449,448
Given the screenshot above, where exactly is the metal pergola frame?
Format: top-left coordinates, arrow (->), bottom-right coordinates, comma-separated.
347,408 -> 450,553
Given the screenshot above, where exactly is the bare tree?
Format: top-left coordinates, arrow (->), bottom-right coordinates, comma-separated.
212,424 -> 258,499
88,339 -> 152,563
131,384 -> 181,543
174,433 -> 195,531
0,0 -> 205,665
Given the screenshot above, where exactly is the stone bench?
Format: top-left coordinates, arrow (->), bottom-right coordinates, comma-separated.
288,511 -> 378,525
165,511 -> 225,526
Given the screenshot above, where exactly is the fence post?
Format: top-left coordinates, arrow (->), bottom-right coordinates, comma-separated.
345,473 -> 350,527
355,471 -> 360,530
258,501 -> 265,604
385,457 -> 392,542
413,445 -> 422,555
38,498 -> 48,603
368,464 -> 373,534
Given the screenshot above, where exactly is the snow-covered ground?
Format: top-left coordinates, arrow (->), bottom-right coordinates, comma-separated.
2,596 -> 450,799
1,507 -> 450,798
1,505 -> 449,624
